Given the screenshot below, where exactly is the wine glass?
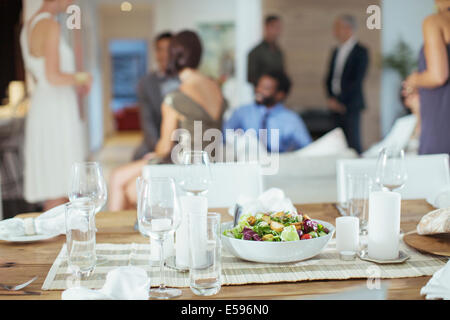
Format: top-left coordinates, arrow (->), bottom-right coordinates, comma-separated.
178,151 -> 212,196
375,147 -> 408,192
138,177 -> 182,299
69,162 -> 108,214
69,162 -> 108,265
347,173 -> 373,235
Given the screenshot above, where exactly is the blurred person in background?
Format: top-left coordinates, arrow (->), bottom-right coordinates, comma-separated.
133,32 -> 180,160
224,71 -> 312,153
20,0 -> 92,211
247,15 -> 285,87
325,14 -> 369,154
404,0 -> 450,156
108,30 -> 226,211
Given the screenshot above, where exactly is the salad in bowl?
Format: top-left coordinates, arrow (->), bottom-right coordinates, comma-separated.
221,211 -> 334,263
223,211 -> 330,242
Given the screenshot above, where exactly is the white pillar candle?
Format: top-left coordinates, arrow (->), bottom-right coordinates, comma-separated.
336,217 -> 360,253
368,191 -> 401,260
188,209 -> 208,268
176,196 -> 208,268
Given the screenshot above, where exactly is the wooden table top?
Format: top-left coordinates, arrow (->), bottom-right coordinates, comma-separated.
0,200 -> 437,300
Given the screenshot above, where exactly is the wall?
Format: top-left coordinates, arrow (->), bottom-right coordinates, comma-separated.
154,0 -> 262,107
380,0 -> 434,136
97,2 -> 154,139
79,0 -> 104,152
262,0 -> 382,150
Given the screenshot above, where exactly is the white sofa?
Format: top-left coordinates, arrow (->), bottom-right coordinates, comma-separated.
257,128 -> 358,204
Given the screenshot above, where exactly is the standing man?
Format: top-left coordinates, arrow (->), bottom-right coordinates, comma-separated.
325,15 -> 369,154
248,15 -> 285,87
133,32 -> 180,160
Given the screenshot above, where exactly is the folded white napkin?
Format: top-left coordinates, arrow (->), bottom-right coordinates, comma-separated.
428,186 -> 450,209
61,266 -> 151,300
421,259 -> 450,300
0,204 -> 66,238
232,188 -> 297,216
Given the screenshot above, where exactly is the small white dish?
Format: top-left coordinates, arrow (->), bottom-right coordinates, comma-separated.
0,233 -> 60,243
221,219 -> 335,263
357,250 -> 410,264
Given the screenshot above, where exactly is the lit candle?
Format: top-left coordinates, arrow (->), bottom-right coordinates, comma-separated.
336,216 -> 359,253
8,81 -> 25,106
368,191 -> 401,260
176,196 -> 208,268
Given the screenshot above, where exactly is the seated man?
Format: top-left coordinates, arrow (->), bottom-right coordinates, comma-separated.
224,71 -> 312,153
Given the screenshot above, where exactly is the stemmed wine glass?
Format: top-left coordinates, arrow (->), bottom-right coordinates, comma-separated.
138,177 -> 182,299
375,147 -> 408,192
178,151 -> 212,196
69,162 -> 108,213
69,162 -> 108,265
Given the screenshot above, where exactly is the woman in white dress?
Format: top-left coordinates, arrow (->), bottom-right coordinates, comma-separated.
20,0 -> 92,210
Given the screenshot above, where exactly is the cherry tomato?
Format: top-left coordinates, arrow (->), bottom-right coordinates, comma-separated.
301,234 -> 312,240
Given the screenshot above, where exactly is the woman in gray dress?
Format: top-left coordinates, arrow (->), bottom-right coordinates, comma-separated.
404,0 -> 450,155
108,31 -> 225,211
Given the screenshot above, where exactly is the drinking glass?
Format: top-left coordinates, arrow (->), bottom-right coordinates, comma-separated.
189,212 -> 222,296
69,162 -> 108,214
138,177 -> 182,299
137,176 -> 175,266
375,147 -> 408,192
347,173 -> 373,235
69,162 -> 108,265
178,151 -> 212,196
65,201 -> 96,279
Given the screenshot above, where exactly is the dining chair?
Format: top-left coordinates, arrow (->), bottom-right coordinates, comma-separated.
142,162 -> 263,208
336,154 -> 450,204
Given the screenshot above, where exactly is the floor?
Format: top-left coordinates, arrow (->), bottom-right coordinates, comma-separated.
90,131 -> 143,185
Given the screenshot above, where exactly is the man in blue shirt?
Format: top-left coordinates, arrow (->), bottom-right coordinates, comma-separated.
224,71 -> 312,153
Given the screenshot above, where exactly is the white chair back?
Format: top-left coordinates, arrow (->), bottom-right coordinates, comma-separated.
142,162 -> 263,208
336,154 -> 450,203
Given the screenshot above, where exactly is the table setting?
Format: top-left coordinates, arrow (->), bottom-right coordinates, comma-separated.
0,148 -> 449,300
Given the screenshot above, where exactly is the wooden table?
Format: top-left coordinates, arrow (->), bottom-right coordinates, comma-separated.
0,200 -> 437,300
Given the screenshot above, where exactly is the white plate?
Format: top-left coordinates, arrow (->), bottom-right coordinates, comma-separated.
221,219 -> 335,263
0,233 -> 60,243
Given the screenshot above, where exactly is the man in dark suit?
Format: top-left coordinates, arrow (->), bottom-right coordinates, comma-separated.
325,15 -> 369,154
247,15 -> 285,87
133,32 -> 179,160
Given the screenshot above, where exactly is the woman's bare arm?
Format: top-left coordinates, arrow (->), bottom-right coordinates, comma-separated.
43,19 -> 78,86
407,16 -> 449,89
154,103 -> 180,158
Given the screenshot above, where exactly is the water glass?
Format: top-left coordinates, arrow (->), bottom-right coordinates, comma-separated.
347,173 -> 373,234
178,151 -> 212,196
375,147 -> 408,192
65,201 -> 96,278
189,212 -> 222,296
138,177 -> 183,299
69,162 -> 108,214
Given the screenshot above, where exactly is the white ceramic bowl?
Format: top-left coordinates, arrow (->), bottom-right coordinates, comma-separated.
221,219 -> 335,263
